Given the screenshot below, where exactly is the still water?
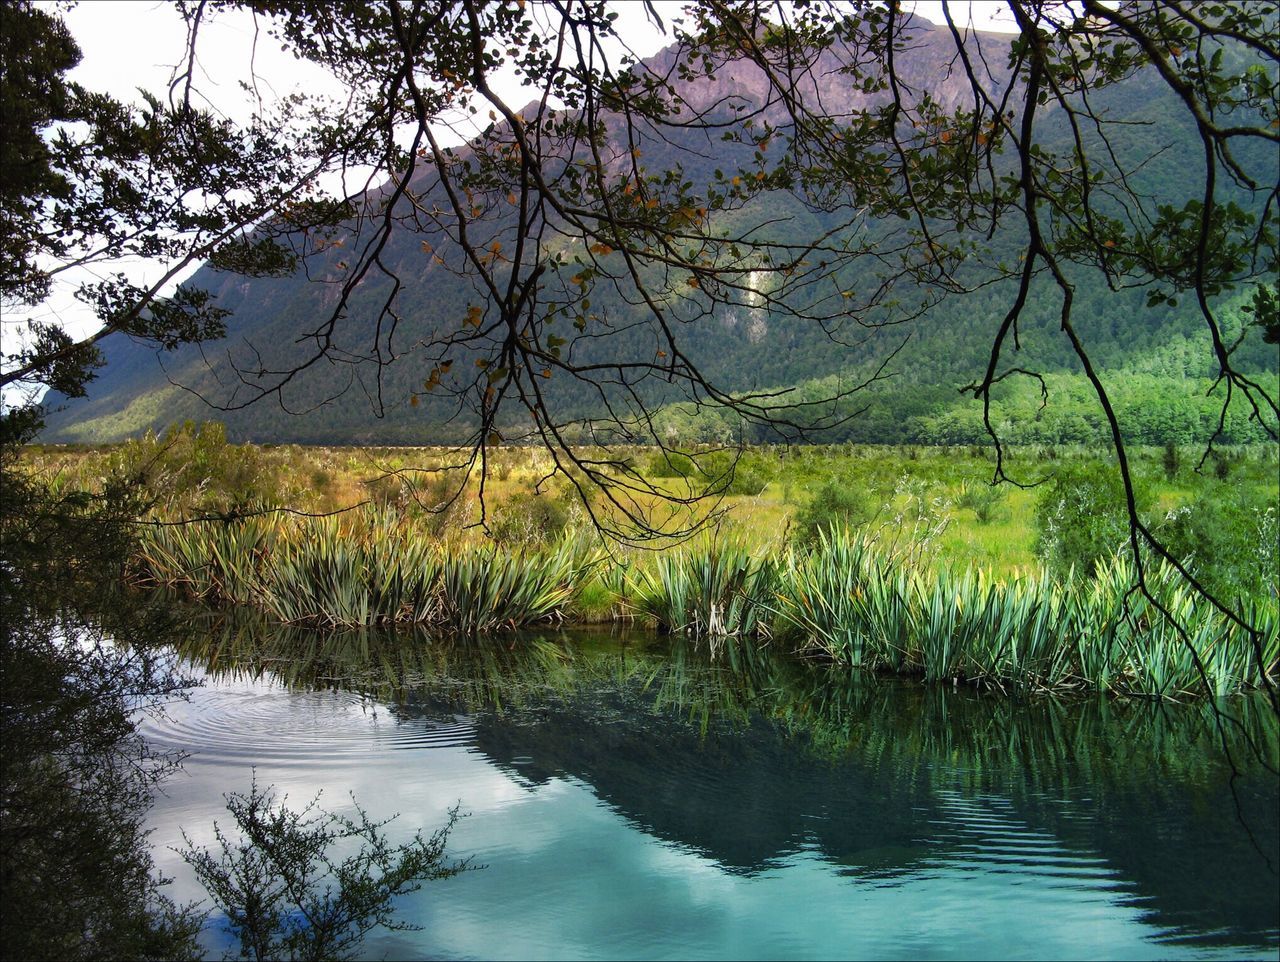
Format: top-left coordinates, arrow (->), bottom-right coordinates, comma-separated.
141,621 -> 1279,960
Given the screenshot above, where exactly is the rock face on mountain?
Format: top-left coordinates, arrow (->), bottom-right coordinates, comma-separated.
36,17 -> 1275,446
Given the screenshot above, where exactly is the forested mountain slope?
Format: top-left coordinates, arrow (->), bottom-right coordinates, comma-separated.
39,14 -> 1278,446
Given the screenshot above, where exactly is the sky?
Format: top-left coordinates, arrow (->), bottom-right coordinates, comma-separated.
6,1 -> 1019,400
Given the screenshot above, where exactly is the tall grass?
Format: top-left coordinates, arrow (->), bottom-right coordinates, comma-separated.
135,509 -> 597,633
626,543 -> 775,644
771,527 -> 1278,697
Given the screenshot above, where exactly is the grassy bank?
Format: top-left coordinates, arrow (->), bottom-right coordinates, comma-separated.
24,427 -> 1278,697
131,510 -> 1278,698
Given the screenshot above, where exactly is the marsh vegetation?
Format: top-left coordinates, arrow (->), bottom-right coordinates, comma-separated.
21,426 -> 1279,698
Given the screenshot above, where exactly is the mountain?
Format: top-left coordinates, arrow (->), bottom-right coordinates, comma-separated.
37,15 -> 1278,446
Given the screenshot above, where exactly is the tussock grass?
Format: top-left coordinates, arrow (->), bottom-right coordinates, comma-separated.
771,527 -> 1278,697
136,509 -> 598,633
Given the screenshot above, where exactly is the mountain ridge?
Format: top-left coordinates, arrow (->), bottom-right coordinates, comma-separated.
37,16 -> 1278,446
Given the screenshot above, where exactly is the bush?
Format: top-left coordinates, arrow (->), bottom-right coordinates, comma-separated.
1,418 -> 204,961
698,451 -> 771,495
791,479 -> 874,546
1034,463 -> 1150,576
490,490 -> 572,546
182,779 -> 469,962
1162,441 -> 1180,481
364,473 -> 407,511
412,471 -> 467,535
109,421 -> 286,515
956,480 -> 1007,524
643,449 -> 770,495
644,450 -> 695,478
1160,483 -> 1278,603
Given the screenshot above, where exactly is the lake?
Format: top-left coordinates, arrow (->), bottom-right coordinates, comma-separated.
141,619 -> 1279,960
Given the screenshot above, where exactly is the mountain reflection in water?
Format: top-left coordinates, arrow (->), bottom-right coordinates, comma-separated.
146,613 -> 1279,961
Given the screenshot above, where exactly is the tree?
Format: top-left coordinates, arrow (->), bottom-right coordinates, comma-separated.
0,410 -> 204,961
0,0 -> 363,403
0,345 -> 470,962
3,3 -> 1277,686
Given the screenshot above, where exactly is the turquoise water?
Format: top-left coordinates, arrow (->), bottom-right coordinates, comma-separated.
141,626 -> 1279,960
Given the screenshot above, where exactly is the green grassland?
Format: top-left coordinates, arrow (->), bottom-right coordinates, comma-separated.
23,427 -> 1277,574
21,426 -> 1277,696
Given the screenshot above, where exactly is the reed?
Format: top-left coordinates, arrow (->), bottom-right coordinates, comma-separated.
772,527 -> 1277,697
626,542 -> 775,642
135,509 -> 595,632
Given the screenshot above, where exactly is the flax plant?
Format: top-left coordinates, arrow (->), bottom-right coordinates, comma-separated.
437,540 -> 587,635
772,527 -> 1277,697
136,517 -> 275,605
135,509 -> 596,633
134,514 -> 1276,696
626,543 -> 775,644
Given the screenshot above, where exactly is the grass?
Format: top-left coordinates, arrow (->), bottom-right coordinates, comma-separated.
26,436 -> 1278,572
25,435 -> 1279,698
136,510 -> 600,634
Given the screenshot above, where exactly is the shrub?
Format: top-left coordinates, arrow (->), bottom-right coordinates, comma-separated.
1033,463 -> 1149,577
182,779 -> 469,962
956,479 -> 1006,524
627,542 -> 775,642
364,473 -> 407,511
412,471 -> 467,535
110,421 -> 284,515
1209,449 -> 1237,480
791,478 -> 874,546
696,451 -> 771,495
644,450 -> 695,478
490,490 -> 572,546
643,449 -> 770,495
1159,483 -> 1278,603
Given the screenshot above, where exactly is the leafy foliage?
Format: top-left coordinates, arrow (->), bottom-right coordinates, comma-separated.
790,477 -> 877,546
1033,463 -> 1150,577
26,2 -> 1278,562
2,422 -> 472,962
955,479 -> 1007,524
0,0 -> 355,396
1159,483 -> 1279,605
0,416 -> 203,961
182,779 -> 468,962
627,542 -> 776,642
137,509 -> 599,632
4,1 -> 1278,713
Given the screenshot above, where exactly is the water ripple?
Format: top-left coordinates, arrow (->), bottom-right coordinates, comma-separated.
138,681 -> 477,766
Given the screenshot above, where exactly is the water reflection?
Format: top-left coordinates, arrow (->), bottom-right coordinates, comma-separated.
160,611 -> 1279,959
